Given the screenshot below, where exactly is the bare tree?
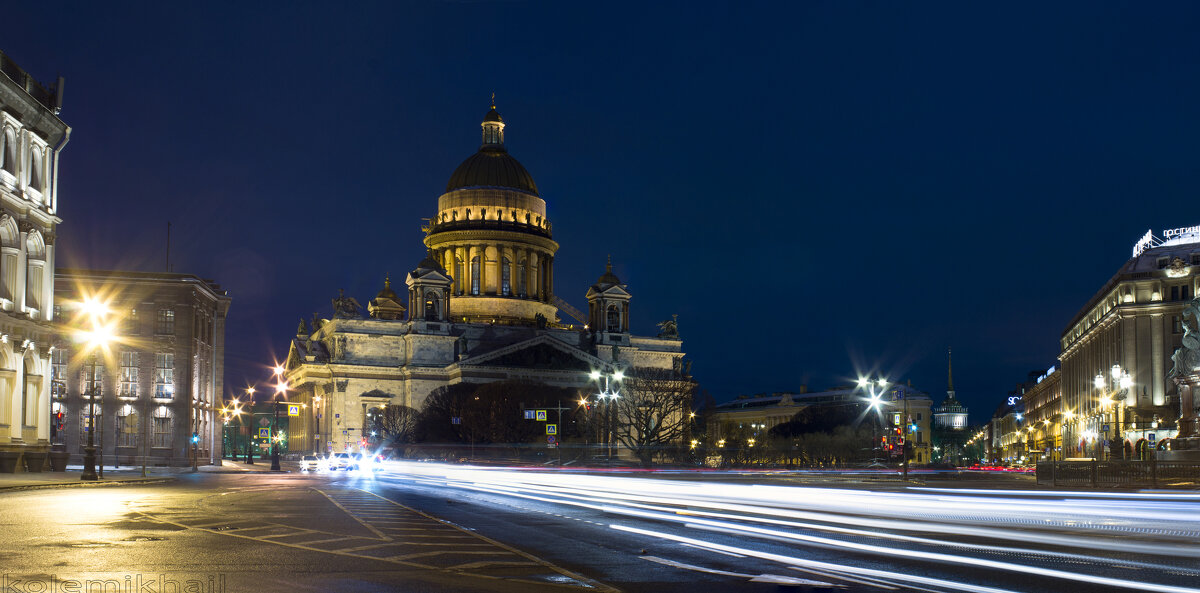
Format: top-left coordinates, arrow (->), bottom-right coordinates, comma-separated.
612,367 -> 696,466
371,405 -> 419,457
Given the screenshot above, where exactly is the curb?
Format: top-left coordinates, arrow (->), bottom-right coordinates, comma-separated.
0,476 -> 177,493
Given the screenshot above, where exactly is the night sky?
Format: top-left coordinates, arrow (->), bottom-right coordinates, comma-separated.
7,3 -> 1200,422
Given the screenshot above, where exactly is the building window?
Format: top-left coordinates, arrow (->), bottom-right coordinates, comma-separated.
454,259 -> 464,293
156,308 -> 175,334
501,257 -> 511,296
117,409 -> 138,448
81,363 -> 105,397
1158,257 -> 1170,269
80,408 -> 100,445
125,308 -> 140,335
120,351 -> 139,397
517,260 -> 527,297
471,256 -> 480,295
1192,253 -> 1200,266
1174,316 -> 1184,335
606,305 -> 621,333
154,353 -> 174,398
153,416 -> 172,448
0,129 -> 11,174
51,348 -> 67,383
1172,286 -> 1180,301
424,292 -> 440,321
1185,285 -> 1192,301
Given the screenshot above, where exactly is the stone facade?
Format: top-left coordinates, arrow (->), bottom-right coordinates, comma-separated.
0,51 -> 68,472
53,269 -> 231,467
283,106 -> 685,456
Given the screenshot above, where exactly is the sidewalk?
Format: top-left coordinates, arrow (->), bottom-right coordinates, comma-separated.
0,464 -> 179,492
202,458 -> 294,473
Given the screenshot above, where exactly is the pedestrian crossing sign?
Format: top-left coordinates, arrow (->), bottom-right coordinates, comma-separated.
536,410 -> 547,421
288,404 -> 300,416
258,428 -> 270,438
546,424 -> 557,435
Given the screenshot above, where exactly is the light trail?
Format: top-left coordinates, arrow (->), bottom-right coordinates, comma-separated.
373,462 -> 1200,592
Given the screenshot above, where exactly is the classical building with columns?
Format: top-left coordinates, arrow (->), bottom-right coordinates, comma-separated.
282,105 -> 685,455
0,51 -> 68,472
1058,228 -> 1200,458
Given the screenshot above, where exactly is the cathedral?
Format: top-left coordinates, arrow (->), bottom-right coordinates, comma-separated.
282,104 -> 685,455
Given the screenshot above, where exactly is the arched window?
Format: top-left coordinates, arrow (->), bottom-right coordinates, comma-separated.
424,291 -> 440,321
471,256 -> 480,295
454,257 -> 464,294
22,355 -> 36,426
0,216 -> 17,305
501,257 -> 511,296
517,259 -> 527,297
28,149 -> 42,191
25,231 -> 46,312
0,129 -> 13,175
606,305 -> 621,333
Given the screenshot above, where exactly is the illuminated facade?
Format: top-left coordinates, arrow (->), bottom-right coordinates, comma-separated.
0,52 -> 67,472
1058,229 -> 1200,458
283,105 -> 684,455
53,269 -> 230,467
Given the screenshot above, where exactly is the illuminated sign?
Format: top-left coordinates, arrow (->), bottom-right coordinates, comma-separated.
1008,395 -> 1022,406
1163,225 -> 1200,240
536,410 -> 548,421
287,405 -> 300,416
1132,230 -> 1156,258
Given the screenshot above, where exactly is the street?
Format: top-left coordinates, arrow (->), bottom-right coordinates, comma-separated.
2,465 -> 1199,592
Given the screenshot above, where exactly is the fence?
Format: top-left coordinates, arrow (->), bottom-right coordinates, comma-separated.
1036,460 -> 1200,488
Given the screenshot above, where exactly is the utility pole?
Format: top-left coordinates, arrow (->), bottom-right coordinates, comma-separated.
547,400 -> 570,465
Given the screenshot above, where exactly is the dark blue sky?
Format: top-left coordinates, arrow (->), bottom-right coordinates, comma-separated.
7,3 -> 1200,422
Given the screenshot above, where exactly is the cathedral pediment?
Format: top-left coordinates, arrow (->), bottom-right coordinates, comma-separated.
460,335 -> 605,371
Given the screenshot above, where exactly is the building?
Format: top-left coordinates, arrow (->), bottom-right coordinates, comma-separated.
1058,227 -> 1200,458
932,349 -> 971,464
54,269 -> 231,467
1019,365 -> 1061,462
282,104 -> 685,456
708,384 -> 934,464
0,51 -> 68,473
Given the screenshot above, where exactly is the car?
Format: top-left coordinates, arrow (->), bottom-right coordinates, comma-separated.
332,453 -> 353,470
299,455 -> 320,471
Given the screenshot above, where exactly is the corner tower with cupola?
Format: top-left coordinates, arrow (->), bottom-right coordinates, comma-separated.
587,258 -> 631,346
423,102 -> 559,325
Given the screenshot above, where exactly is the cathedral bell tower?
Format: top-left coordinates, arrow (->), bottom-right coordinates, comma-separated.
586,258 -> 631,346
422,102 -> 560,326
406,252 -> 452,333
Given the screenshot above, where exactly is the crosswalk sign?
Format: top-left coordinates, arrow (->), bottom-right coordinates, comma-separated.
287,404 -> 300,417
536,410 -> 547,421
546,424 -> 557,435
258,427 -> 270,438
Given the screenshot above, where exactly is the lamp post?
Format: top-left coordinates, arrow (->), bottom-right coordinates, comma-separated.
1093,364 -> 1132,460
857,377 -> 885,465
588,368 -> 623,461
271,366 -> 286,471
76,298 -> 115,481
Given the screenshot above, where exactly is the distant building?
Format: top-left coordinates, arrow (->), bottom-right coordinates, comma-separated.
54,269 -> 230,467
709,384 -> 934,464
0,51 -> 68,473
1058,228 -> 1200,458
282,105 -> 685,457
1019,365 -> 1061,462
932,349 -> 971,464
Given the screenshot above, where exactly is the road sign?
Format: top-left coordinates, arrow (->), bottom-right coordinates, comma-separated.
546,424 -> 557,435
259,418 -> 270,427
547,435 -> 556,444
536,410 -> 547,421
258,428 -> 270,438
452,417 -> 462,425
1102,424 -> 1110,432
524,410 -> 535,420
287,404 -> 300,417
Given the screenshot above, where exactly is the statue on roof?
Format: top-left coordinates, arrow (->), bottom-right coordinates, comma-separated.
332,289 -> 362,319
657,314 -> 680,339
296,318 -> 308,337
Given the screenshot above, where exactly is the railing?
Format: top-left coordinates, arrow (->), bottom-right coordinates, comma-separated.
0,50 -> 58,110
428,218 -> 552,239
1036,460 -> 1200,488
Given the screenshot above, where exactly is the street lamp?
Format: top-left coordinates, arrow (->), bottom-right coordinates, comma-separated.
1093,364 -> 1132,460
856,376 -> 888,467
587,368 -> 623,461
271,369 -> 287,471
75,299 -> 115,482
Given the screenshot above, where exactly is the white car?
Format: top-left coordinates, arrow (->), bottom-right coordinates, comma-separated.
332,453 -> 353,470
299,455 -> 320,471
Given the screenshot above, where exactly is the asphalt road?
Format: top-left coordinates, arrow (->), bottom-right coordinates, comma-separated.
1,465 -> 1198,593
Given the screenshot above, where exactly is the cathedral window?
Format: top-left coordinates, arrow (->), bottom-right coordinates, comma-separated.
424,292 -> 440,321
454,258 -> 464,293
501,257 -> 511,296
517,260 -> 527,297
606,305 -> 621,333
471,256 -> 480,295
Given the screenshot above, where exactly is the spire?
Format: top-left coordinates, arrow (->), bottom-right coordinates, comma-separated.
947,347 -> 956,398
384,273 -> 391,290
606,254 -> 612,273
